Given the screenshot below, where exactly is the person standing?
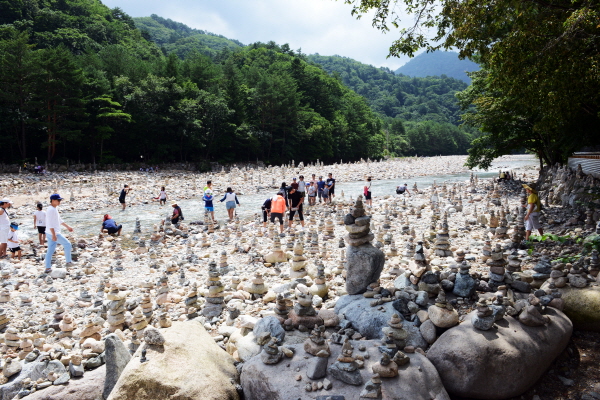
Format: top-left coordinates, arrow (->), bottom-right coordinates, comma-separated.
297,175 -> 306,201
307,181 -> 317,206
219,187 -> 240,222
326,173 -> 336,202
119,185 -> 132,210
316,177 -> 326,203
287,187 -> 305,229
204,180 -> 213,193
45,194 -> 74,274
364,177 -> 372,206
157,186 -> 168,206
33,203 -> 46,246
203,189 -> 216,223
7,223 -> 21,261
523,183 -> 544,241
270,190 -> 287,234
0,198 -> 13,259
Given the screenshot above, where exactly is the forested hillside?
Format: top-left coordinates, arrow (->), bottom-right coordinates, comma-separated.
308,54 -> 477,156
0,0 -> 478,166
133,14 -> 243,59
395,51 -> 479,83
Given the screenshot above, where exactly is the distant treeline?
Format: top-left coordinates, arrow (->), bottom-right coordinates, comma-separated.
0,0 -> 476,167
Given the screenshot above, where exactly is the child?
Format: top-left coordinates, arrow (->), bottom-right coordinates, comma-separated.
33,203 -> 46,246
7,223 -> 21,261
203,189 -> 216,223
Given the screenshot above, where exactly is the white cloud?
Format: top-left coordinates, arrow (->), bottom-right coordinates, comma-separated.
102,0 -> 423,69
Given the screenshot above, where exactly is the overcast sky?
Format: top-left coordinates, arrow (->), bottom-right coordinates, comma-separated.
101,0 -> 423,70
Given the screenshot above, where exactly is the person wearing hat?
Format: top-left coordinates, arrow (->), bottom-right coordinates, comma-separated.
7,223 -> 21,261
523,183 -> 544,241
45,194 -> 74,273
101,214 -> 122,235
170,201 -> 184,225
0,198 -> 13,259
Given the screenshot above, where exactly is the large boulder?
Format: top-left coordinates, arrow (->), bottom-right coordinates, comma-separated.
103,334 -> 131,399
334,295 -> 427,348
345,244 -> 384,295
240,340 -> 449,400
107,321 -> 240,400
0,358 -> 56,400
25,365 -> 105,400
541,282 -> 600,331
427,308 -> 572,399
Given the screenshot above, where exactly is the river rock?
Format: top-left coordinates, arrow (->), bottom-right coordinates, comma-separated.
103,334 -> 132,399
26,365 -> 106,400
106,321 -> 240,400
345,244 -> 384,295
427,305 -> 459,328
541,283 -> 600,331
427,308 -> 572,399
240,340 -> 449,400
419,319 -> 437,344
253,316 -> 285,343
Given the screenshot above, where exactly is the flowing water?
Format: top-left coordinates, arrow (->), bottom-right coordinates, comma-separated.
17,156 -> 537,238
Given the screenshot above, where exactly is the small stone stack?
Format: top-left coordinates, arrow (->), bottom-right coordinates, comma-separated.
488,210 -> 499,234
589,249 -> 599,277
58,313 -> 76,338
140,292 -> 153,320
372,353 -> 398,378
328,340 -> 363,386
204,262 -> 225,317
133,217 -> 141,234
310,262 -> 328,298
274,294 -> 291,322
566,264 -> 588,288
360,374 -> 382,398
155,274 -> 172,306
323,218 -> 335,239
453,261 -> 476,298
261,337 -> 284,365
106,286 -> 126,332
246,272 -> 268,297
585,207 -> 595,230
130,307 -> 148,332
79,317 -> 102,343
403,237 -> 415,258
481,240 -> 492,262
506,251 -> 522,272
290,242 -> 308,280
433,216 -> 453,257
549,264 -> 567,288
344,197 -> 373,246
381,314 -> 408,348
494,210 -> 509,239
407,241 -> 429,284
304,325 -> 330,357
486,244 -> 507,289
0,309 -> 10,330
184,282 -> 201,319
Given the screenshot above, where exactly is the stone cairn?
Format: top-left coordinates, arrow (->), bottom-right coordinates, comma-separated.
140,292 -> 153,320
204,261 -> 225,317
589,249 -> 599,277
327,340 -> 363,386
433,215 -> 453,258
407,241 -> 429,286
246,272 -> 268,298
304,325 -> 331,357
453,261 -> 476,298
290,242 -> 308,280
185,282 -> 202,319
372,353 -> 398,378
310,262 -> 329,298
106,286 -> 126,332
344,196 -> 373,246
486,244 -> 507,289
381,313 -> 408,349
274,293 -> 291,323
494,209 -> 509,239
361,373 -> 382,398
133,217 -> 141,234
260,337 -> 284,365
471,295 -> 507,330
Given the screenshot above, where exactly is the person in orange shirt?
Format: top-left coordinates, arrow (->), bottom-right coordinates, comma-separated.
270,190 -> 287,235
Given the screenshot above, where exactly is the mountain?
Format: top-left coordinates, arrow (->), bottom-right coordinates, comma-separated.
395,51 -> 479,83
133,14 -> 243,59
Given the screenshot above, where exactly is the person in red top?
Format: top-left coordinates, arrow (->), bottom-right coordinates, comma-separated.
270,191 -> 287,234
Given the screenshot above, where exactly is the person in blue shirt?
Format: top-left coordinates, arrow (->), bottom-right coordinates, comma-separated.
101,214 -> 122,235
316,176 -> 326,203
203,189 -> 216,223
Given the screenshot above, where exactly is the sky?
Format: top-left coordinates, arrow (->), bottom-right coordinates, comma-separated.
100,0 -> 424,70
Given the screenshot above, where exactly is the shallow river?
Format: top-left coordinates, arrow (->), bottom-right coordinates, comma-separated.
18,157 -> 537,238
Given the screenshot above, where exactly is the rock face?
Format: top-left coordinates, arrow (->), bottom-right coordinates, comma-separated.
345,244 -> 385,295
26,365 -> 106,400
107,321 -> 240,400
541,283 -> 600,331
240,340 -> 449,400
103,334 -> 132,399
427,308 -> 572,399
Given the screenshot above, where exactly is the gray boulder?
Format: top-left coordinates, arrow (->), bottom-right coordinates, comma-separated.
427,308 -> 572,399
241,340 -> 449,400
452,272 -> 476,298
253,316 -> 285,343
103,334 -> 132,399
345,244 -> 384,295
26,365 -> 106,400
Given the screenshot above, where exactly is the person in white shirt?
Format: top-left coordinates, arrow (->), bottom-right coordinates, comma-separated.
0,198 -> 12,259
33,203 -> 47,246
157,186 -> 168,206
44,193 -> 74,274
7,223 -> 21,261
